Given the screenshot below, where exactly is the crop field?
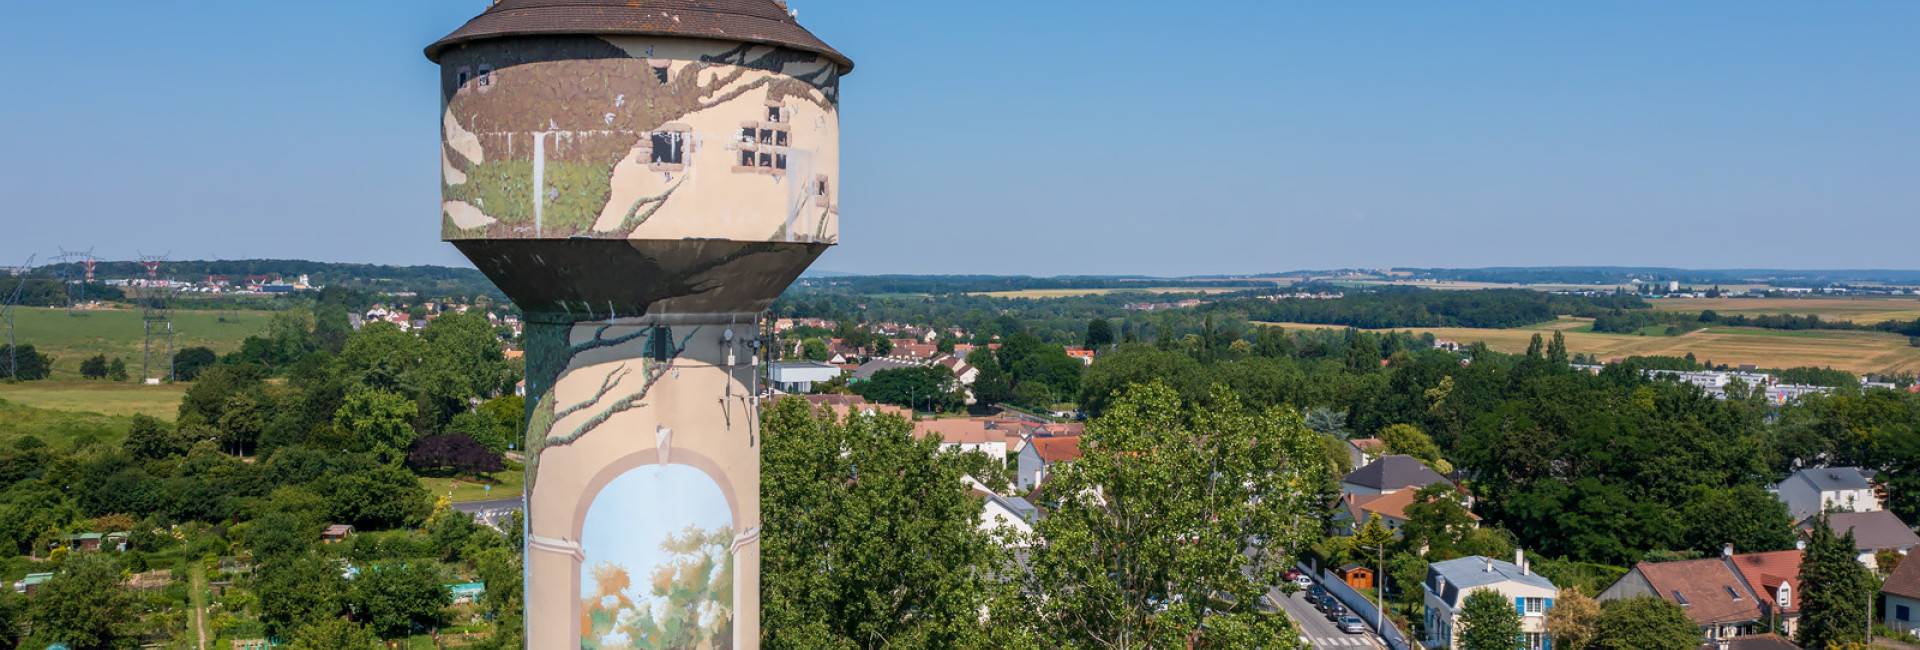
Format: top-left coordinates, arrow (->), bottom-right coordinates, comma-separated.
0,380 -> 188,420
968,286 -> 1259,299
1259,317 -> 1920,374
0,397 -> 138,449
5,306 -> 270,378
1651,297 -> 1920,324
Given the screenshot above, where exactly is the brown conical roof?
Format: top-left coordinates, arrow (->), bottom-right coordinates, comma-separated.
425,0 -> 852,71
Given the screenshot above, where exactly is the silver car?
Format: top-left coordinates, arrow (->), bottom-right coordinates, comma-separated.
1337,615 -> 1367,634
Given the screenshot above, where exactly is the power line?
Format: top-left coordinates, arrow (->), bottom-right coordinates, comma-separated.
1,254 -> 39,381
136,251 -> 176,383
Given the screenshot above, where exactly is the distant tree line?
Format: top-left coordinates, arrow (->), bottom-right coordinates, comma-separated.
1215,287 -> 1646,330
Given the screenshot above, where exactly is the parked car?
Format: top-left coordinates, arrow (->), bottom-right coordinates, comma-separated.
1307,584 -> 1326,600
1322,600 -> 1347,621
1337,616 -> 1367,633
1284,568 -> 1303,580
1292,574 -> 1314,588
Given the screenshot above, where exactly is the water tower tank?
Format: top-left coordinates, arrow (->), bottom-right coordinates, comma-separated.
426,2 -> 850,647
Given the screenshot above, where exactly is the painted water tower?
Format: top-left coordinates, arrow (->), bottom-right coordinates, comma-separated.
425,2 -> 851,647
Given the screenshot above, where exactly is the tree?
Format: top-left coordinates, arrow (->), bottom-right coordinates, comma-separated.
79,354 -> 109,379
0,590 -> 20,650
334,387 -> 417,462
1399,483 -> 1479,559
284,617 -> 382,650
172,346 -> 219,381
854,365 -> 962,412
1547,331 -> 1569,365
349,561 -> 450,639
106,357 -> 127,382
1544,587 -> 1599,650
322,464 -> 433,529
1677,485 -> 1795,555
1379,423 -> 1449,472
257,553 -> 348,638
1458,588 -> 1523,650
760,396 -> 1011,647
1086,318 -> 1115,348
1023,383 -> 1330,647
801,337 -> 830,361
25,554 -> 135,649
0,344 -> 51,381
1594,596 -> 1695,650
1797,514 -> 1872,649
122,414 -> 186,460
968,348 -> 1013,407
475,394 -> 524,453
405,433 -> 505,477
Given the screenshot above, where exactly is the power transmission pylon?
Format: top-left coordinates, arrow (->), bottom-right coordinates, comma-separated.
2,254 -> 38,380
137,252 -> 175,382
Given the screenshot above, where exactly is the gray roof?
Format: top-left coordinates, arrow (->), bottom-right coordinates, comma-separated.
1818,510 -> 1920,552
1788,466 -> 1873,492
1428,556 -> 1556,607
1343,455 -> 1452,491
987,493 -> 1039,524
851,358 -> 915,380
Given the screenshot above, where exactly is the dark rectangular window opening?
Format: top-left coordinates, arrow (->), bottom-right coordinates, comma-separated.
759,152 -> 773,167
740,127 -> 756,143
740,150 -> 756,167
816,178 -> 828,196
477,65 -> 492,87
767,106 -> 782,122
775,154 -> 788,170
775,130 -> 788,146
649,132 -> 685,164
759,129 -> 774,145
652,66 -> 670,84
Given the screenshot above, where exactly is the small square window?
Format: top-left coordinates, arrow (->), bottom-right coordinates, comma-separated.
759,129 -> 774,145
816,178 -> 829,196
740,127 -> 756,143
457,68 -> 471,88
649,131 -> 685,165
759,152 -> 772,167
775,154 -> 787,170
477,65 -> 492,87
740,150 -> 756,167
768,106 -> 782,122
775,130 -> 788,146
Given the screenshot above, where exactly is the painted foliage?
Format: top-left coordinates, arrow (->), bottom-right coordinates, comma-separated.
437,36 -> 841,243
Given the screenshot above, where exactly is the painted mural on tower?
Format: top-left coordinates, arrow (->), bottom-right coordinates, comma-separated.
436,36 -> 842,243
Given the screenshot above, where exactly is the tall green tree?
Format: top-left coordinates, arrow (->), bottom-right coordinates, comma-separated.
1458,588 -> 1523,650
969,348 -> 1013,407
25,554 -> 134,649
79,354 -> 109,379
284,618 -> 383,650
1797,515 -> 1872,649
1086,318 -> 1115,348
760,394 -> 1012,647
349,561 -> 450,639
1594,596 -> 1695,650
1676,485 -> 1795,555
1023,383 -> 1329,647
257,553 -> 349,638
334,387 -> 416,462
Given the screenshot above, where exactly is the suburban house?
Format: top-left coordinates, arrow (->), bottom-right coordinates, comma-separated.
1344,437 -> 1385,470
933,355 -> 978,385
1016,435 -> 1083,491
977,490 -> 1038,545
768,360 -> 843,393
1882,549 -> 1920,633
782,393 -> 911,419
1342,454 -> 1453,498
913,418 -> 1018,462
1422,554 -> 1558,650
1806,510 -> 1920,570
1064,347 -> 1096,366
1725,549 -> 1803,636
1333,489 -> 1479,537
1598,555 -> 1763,640
1773,466 -> 1882,522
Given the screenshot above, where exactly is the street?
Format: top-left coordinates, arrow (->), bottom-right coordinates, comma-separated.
452,496 -> 522,528
1268,583 -> 1384,649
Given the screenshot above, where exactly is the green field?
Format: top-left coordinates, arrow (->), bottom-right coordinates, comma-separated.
0,380 -> 187,419
6,306 -> 271,379
0,397 -> 137,449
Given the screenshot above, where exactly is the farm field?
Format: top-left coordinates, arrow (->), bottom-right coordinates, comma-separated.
0,380 -> 187,420
1651,297 -> 1920,324
1259,317 -> 1920,374
969,286 -> 1256,299
6,306 -> 271,378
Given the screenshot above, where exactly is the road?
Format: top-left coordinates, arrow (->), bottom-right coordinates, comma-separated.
1269,583 -> 1384,649
453,496 -> 522,528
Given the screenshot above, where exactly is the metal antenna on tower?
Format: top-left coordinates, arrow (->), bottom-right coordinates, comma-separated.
2,254 -> 38,381
136,251 -> 175,383
53,247 -> 96,317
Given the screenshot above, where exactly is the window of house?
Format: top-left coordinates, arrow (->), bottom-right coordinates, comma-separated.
760,129 -> 774,145
740,126 -> 757,143
759,152 -> 772,167
767,106 -> 783,122
1523,597 -> 1544,614
477,65 -> 492,87
1724,586 -> 1742,600
457,68 -> 471,88
740,150 -> 756,167
649,131 -> 685,165
1673,591 -> 1690,606
775,154 -> 788,170
1525,632 -> 1545,650
775,130 -> 788,146
1899,604 -> 1912,621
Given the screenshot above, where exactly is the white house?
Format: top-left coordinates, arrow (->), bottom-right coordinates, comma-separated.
768,360 -> 843,394
1016,435 -> 1082,492
978,491 -> 1037,546
1773,466 -> 1880,522
1885,550 -> 1920,633
1423,554 -> 1558,650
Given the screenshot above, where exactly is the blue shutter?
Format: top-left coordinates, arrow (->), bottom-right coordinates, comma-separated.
1544,597 -> 1553,612
1544,637 -> 1553,650
1516,596 -> 1525,615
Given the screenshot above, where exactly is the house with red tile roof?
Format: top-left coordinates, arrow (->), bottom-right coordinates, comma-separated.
1016,435 -> 1082,491
1598,555 -> 1764,641
1726,549 -> 1802,636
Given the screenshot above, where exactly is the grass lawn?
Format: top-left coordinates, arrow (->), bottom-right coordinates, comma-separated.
8,306 -> 271,379
0,380 -> 187,419
420,463 -> 526,503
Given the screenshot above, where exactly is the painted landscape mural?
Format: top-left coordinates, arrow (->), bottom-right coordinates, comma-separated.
580,464 -> 736,650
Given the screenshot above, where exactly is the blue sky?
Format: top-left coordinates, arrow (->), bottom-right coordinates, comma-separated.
2,1 -> 1915,275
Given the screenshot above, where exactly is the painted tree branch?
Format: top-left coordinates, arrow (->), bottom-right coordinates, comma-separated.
554,363 -> 632,422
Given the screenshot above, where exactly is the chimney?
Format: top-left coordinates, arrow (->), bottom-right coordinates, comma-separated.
1515,549 -> 1525,573
1484,557 -> 1493,573
1722,543 -> 1734,558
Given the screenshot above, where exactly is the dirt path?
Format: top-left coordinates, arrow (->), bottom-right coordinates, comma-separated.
189,563 -> 209,650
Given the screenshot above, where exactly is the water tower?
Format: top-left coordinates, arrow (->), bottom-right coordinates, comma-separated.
425,2 -> 850,646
